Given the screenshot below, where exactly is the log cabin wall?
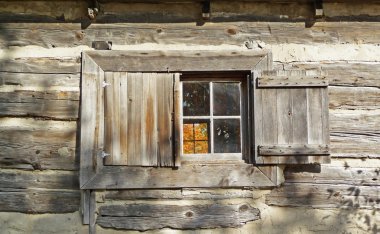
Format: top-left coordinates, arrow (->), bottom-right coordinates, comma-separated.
0,1 -> 379,233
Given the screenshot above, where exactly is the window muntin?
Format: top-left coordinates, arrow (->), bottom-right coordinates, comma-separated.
181,79 -> 243,159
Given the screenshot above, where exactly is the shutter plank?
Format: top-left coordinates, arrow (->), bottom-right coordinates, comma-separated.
104,72 -> 121,165
157,74 -> 174,167
276,89 -> 292,145
119,72 -> 129,165
141,73 -> 158,166
261,89 -> 278,164
307,88 -> 323,162
292,89 -> 308,143
127,73 -> 143,165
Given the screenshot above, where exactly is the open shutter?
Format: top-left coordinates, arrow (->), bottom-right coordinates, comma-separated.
103,72 -> 176,167
253,71 -> 330,164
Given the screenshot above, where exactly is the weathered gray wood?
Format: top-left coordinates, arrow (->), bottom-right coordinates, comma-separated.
0,118 -> 77,170
80,53 -> 101,187
0,169 -> 78,190
97,203 -> 260,230
0,189 -> 80,213
126,73 -> 142,165
83,163 -> 275,189
259,145 -> 330,156
0,90 -> 79,119
0,72 -> 80,88
329,86 -> 380,110
258,76 -> 328,87
330,108 -> 379,158
141,73 -> 158,166
104,72 -> 121,165
103,188 -> 254,201
89,190 -> 96,234
0,58 -> 80,73
276,62 -> 380,88
266,183 -> 380,210
86,50 -> 266,72
284,165 -> 380,186
174,73 -> 181,167
157,73 -> 175,166
119,72 -> 129,166
255,72 -> 330,164
81,190 -> 90,225
3,22 -> 380,48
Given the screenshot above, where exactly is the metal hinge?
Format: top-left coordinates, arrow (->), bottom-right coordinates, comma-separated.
98,150 -> 110,158
102,81 -> 111,88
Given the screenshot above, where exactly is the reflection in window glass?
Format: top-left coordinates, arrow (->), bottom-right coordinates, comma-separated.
213,83 -> 240,116
183,82 -> 210,116
183,122 -> 209,154
214,119 -> 241,153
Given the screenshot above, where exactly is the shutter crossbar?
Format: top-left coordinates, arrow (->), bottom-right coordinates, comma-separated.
258,76 -> 328,87
259,144 -> 329,156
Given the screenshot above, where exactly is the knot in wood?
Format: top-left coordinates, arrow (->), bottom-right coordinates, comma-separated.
239,204 -> 249,212
185,211 -> 194,217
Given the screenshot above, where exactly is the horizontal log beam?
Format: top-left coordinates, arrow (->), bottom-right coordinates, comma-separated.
82,164 -> 275,189
1,22 -> 380,49
86,50 -> 266,72
0,118 -> 78,170
0,189 -> 80,213
259,144 -> 330,156
266,183 -> 380,209
97,203 -> 260,230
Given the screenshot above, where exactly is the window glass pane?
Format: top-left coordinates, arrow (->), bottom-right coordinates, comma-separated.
183,121 -> 210,154
183,82 -> 210,116
213,119 -> 241,153
213,82 -> 240,116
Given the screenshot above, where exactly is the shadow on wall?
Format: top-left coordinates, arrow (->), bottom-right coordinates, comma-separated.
266,163 -> 380,234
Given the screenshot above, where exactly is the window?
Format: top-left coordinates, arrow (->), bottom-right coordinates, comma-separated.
180,75 -> 246,161
79,50 -> 330,191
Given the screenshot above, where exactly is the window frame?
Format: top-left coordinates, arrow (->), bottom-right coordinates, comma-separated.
80,50 -> 282,190
179,74 -> 247,162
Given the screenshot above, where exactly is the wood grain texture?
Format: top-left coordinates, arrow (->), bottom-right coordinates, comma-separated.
103,188 -> 254,201
103,72 -> 174,166
0,189 -> 80,213
80,53 -> 101,187
0,118 -> 77,170
83,164 -> 275,189
259,145 -> 329,156
0,90 -> 79,119
284,165 -> 380,186
266,183 -> 380,209
258,76 -> 328,87
87,50 -> 265,72
0,57 -> 80,74
254,71 -> 330,164
2,22 -> 380,48
97,203 -> 260,230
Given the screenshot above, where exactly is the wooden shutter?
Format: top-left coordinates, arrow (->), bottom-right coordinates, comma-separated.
103,72 -> 176,167
253,71 -> 330,164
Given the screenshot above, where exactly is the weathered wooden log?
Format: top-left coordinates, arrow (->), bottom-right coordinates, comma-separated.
266,183 -> 380,209
1,22 -> 380,48
0,58 -> 80,73
97,203 -> 260,230
0,73 -> 80,89
0,169 -> 78,190
275,62 -> 380,88
284,165 -> 380,186
0,118 -> 78,170
329,86 -> 380,110
103,188 -> 254,201
0,189 -> 80,213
